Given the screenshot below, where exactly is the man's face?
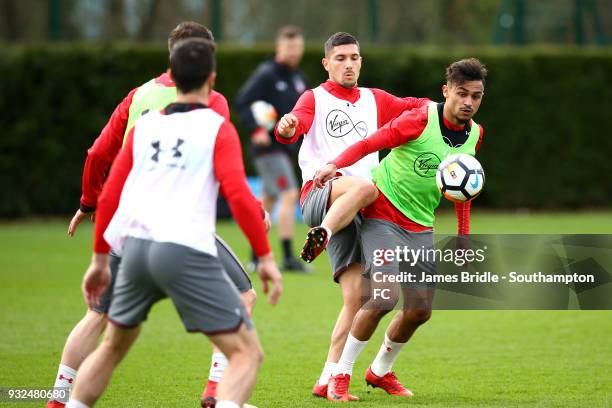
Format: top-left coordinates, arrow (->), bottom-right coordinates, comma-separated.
442,80 -> 484,124
322,44 -> 362,88
276,36 -> 304,69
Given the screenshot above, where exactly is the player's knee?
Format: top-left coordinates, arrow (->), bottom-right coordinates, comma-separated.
253,344 -> 264,366
363,307 -> 392,322
84,309 -> 108,332
236,334 -> 264,366
342,288 -> 362,313
368,287 -> 400,312
356,183 -> 378,205
401,308 -> 432,326
99,334 -> 127,360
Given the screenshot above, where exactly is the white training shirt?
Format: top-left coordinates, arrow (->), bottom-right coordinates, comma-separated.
298,85 -> 379,184
104,108 -> 225,257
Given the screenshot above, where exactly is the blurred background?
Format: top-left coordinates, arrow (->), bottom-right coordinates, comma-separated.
1,0 -> 611,218
2,0 -> 611,45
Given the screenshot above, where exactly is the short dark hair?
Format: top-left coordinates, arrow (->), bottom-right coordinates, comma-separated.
446,58 -> 487,86
324,32 -> 359,56
276,25 -> 302,42
169,39 -> 215,93
167,21 -> 216,52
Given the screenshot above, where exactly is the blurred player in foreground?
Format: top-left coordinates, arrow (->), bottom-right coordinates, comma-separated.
47,22 -> 263,408
66,38 -> 282,408
235,25 -> 309,273
275,32 -> 429,400
313,58 -> 486,401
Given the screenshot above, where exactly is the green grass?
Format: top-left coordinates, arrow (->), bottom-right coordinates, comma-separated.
0,211 -> 611,407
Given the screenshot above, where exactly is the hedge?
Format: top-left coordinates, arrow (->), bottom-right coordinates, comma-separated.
0,44 -> 610,217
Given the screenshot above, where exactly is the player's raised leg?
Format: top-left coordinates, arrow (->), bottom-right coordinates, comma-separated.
301,176 -> 377,263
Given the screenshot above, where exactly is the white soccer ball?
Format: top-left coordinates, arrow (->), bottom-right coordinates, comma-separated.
250,100 -> 278,131
436,153 -> 485,203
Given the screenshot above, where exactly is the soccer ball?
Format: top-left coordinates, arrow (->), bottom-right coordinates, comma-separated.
250,100 -> 278,131
436,153 -> 485,202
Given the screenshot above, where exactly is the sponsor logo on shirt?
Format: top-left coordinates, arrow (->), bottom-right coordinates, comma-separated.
325,109 -> 368,138
414,152 -> 441,178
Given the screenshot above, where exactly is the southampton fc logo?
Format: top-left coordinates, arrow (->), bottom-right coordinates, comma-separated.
325,109 -> 368,138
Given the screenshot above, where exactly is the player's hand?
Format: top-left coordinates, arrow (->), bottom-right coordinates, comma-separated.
68,208 -> 95,237
263,210 -> 272,232
251,128 -> 271,147
82,253 -> 111,308
256,253 -> 283,306
277,113 -> 298,138
313,163 -> 338,189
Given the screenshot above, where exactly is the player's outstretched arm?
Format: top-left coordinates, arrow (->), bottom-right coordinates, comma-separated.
313,108 -> 427,188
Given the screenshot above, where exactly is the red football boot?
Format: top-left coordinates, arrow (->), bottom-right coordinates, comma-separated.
46,401 -> 65,408
365,366 -> 414,397
312,381 -> 327,398
200,380 -> 218,408
327,373 -> 359,402
300,227 -> 329,263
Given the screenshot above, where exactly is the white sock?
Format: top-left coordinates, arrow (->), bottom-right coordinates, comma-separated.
215,401 -> 240,408
370,333 -> 407,377
66,399 -> 90,408
323,226 -> 333,240
53,364 -> 77,396
208,352 -> 228,382
333,333 -> 368,376
317,361 -> 336,385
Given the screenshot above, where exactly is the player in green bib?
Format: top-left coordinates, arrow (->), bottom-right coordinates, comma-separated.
313,58 -> 487,401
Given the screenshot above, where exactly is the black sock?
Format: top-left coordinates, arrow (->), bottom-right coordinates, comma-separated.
282,239 -> 292,260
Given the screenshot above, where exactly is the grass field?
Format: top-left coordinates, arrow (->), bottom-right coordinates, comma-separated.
1,211 -> 611,407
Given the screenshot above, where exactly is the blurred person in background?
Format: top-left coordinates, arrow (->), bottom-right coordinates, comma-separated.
235,25 -> 309,273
